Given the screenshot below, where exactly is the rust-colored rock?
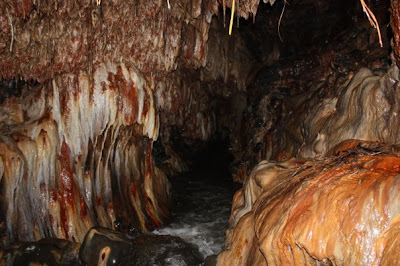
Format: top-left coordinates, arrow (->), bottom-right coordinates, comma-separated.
218,141 -> 400,265
0,63 -> 172,242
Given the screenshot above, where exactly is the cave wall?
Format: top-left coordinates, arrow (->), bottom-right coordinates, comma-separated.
0,0 -> 215,80
0,0 -> 210,243
0,63 -> 173,242
226,0 -> 393,182
0,0 -> 275,243
216,0 -> 400,264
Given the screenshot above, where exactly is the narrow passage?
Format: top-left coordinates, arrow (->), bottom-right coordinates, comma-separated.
152,141 -> 241,263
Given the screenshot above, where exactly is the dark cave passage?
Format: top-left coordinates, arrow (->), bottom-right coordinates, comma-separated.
152,140 -> 241,263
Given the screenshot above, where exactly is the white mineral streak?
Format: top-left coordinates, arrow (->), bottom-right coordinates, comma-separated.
196,111 -> 215,140
0,138 -> 26,241
143,85 -> 158,140
51,62 -> 159,159
164,19 -> 182,72
113,132 -> 147,232
155,82 -> 166,110
0,62 -> 170,242
192,0 -> 203,19
24,88 -> 46,122
25,122 -> 58,238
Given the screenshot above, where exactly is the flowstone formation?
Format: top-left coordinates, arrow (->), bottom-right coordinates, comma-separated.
218,141 -> 400,265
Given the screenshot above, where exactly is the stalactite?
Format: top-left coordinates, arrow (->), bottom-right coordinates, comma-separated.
0,62 -> 170,242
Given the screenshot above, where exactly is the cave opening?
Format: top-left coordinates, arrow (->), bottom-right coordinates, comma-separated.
0,0 -> 400,265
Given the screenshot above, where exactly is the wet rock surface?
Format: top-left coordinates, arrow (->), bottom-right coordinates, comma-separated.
79,226 -> 133,265
132,234 -> 203,266
0,238 -> 80,266
221,0 -> 391,182
0,226 -> 207,265
218,141 -> 400,265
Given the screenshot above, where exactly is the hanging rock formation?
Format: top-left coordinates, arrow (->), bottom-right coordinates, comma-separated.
0,0 -> 271,243
0,63 -> 171,242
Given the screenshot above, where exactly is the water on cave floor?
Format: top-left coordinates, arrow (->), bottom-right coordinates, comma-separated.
152,142 -> 241,263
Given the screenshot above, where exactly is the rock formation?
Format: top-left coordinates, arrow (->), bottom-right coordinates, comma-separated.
218,141 -> 400,265
0,0 -> 271,243
0,0 -> 228,242
216,0 -> 400,264
1,0 -> 400,265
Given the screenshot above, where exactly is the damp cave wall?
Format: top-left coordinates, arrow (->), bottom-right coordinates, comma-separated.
215,1 -> 400,264
0,0 -> 268,243
0,0 -> 399,245
227,0 -> 395,181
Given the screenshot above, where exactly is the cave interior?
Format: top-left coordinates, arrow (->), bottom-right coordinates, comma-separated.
1,0 -> 400,265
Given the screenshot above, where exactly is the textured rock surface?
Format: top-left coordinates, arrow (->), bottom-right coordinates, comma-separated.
79,226 -> 132,265
0,226 -> 204,265
227,2 -> 392,181
0,0 -> 262,243
218,141 -> 400,265
0,238 -> 80,265
0,63 -> 173,242
132,234 -> 204,266
391,0 -> 400,68
277,64 -> 400,160
0,0 -> 217,80
215,1 -> 400,264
